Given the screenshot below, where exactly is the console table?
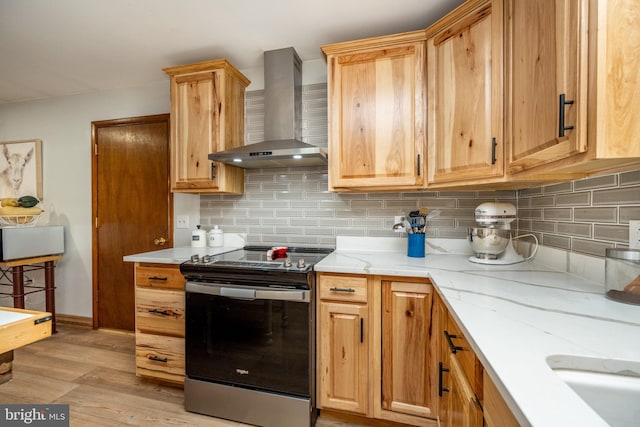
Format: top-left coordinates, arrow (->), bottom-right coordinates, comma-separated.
0,254 -> 62,333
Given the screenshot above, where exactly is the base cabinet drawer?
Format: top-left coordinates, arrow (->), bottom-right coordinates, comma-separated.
135,333 -> 184,385
135,287 -> 185,337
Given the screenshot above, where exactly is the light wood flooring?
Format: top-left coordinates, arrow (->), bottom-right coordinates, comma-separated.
2,325 -> 370,427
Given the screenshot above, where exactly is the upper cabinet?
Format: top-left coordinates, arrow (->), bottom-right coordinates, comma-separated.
426,0 -> 504,186
163,60 -> 250,194
505,0 -> 588,173
506,0 -> 640,177
322,31 -> 427,192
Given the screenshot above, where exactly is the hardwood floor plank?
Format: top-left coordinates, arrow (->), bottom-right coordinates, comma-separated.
73,367 -> 184,405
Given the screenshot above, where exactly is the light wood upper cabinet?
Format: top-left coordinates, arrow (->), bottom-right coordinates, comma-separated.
506,0 -> 640,177
506,0 -> 588,173
426,0 -> 504,186
322,31 -> 427,192
163,60 -> 249,194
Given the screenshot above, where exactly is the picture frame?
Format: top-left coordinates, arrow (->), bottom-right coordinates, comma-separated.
0,139 -> 43,199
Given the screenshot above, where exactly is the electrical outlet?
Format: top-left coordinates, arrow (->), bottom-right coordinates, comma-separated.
629,220 -> 640,249
176,215 -> 190,229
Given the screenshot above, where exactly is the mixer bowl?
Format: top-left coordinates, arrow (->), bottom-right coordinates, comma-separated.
468,227 -> 511,258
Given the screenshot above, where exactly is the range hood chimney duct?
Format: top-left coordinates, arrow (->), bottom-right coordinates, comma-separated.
208,47 -> 327,168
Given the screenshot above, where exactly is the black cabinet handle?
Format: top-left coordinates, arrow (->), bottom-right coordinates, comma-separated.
417,154 -> 421,176
444,330 -> 463,354
491,137 -> 497,165
148,355 -> 168,363
360,318 -> 364,343
558,93 -> 575,137
329,287 -> 355,293
148,308 -> 172,316
211,163 -> 216,180
439,362 -> 450,396
148,276 -> 168,281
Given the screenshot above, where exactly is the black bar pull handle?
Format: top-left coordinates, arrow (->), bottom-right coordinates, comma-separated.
148,355 -> 168,363
148,276 -> 168,281
491,137 -> 497,165
417,154 -> 421,176
329,287 -> 355,293
444,330 -> 463,354
211,163 -> 216,180
558,93 -> 575,137
439,362 -> 450,396
360,318 -> 364,343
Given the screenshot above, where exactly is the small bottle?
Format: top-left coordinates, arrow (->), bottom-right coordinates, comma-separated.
191,225 -> 206,248
208,225 -> 224,247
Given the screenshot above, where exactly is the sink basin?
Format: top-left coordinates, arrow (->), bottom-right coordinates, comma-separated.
547,356 -> 640,427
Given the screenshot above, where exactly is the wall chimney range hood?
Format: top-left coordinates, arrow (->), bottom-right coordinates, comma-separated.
208,47 -> 327,169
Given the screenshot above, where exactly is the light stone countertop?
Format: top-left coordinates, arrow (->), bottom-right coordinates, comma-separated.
122,233 -> 247,264
314,237 -> 640,427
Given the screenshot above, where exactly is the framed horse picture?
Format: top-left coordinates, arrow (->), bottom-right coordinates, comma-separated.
0,139 -> 43,199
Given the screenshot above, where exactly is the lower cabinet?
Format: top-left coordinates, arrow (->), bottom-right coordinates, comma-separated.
435,293 -> 519,427
134,262 -> 185,386
317,273 -> 437,426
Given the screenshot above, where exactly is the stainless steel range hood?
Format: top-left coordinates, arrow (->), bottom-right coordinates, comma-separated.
209,47 -> 327,168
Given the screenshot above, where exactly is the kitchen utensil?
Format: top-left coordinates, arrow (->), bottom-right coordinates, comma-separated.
605,248 -> 640,305
403,219 -> 413,234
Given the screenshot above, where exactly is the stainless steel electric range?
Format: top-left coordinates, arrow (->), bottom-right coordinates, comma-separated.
179,245 -> 333,427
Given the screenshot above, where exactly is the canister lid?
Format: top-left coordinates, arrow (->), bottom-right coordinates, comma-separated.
605,248 -> 640,262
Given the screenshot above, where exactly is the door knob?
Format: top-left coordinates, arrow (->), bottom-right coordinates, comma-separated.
154,237 -> 167,245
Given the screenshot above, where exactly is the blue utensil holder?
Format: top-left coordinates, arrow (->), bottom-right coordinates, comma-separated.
407,233 -> 425,258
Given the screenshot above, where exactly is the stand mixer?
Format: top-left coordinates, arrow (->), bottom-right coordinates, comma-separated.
468,202 -> 538,265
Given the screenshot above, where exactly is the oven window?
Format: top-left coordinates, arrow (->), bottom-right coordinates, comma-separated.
186,292 -> 311,397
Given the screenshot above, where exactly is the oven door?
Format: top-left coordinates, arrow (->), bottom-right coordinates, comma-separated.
185,281 -> 312,398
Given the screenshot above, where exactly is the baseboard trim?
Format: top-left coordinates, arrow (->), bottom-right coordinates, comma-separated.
56,314 -> 93,328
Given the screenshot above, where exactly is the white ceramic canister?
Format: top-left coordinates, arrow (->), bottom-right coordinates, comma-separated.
191,225 -> 206,248
208,225 -> 224,247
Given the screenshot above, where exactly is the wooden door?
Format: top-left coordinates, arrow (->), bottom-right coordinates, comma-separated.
427,0 -> 504,184
445,355 -> 482,427
318,300 -> 368,415
506,0 -> 588,173
92,115 -> 172,331
323,33 -> 426,191
381,281 -> 434,418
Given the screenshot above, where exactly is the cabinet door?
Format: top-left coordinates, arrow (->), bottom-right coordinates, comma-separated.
326,39 -> 426,191
427,0 -> 504,184
170,69 -> 245,194
506,0 -> 588,173
381,281 -> 434,418
318,301 -> 368,415
445,354 -> 482,427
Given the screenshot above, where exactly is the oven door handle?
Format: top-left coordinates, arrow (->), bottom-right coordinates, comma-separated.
186,282 -> 310,302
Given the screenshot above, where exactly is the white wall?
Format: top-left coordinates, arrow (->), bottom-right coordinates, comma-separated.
0,81 -> 170,317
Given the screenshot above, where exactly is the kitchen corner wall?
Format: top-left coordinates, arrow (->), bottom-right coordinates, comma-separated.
200,83 -> 640,256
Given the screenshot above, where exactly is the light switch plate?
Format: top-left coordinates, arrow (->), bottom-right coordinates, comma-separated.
176,215 -> 190,229
629,220 -> 640,249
